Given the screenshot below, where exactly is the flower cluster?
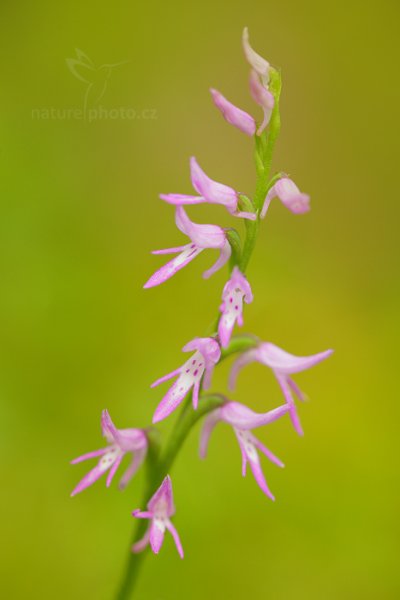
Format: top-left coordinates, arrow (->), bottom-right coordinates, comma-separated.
70,28 -> 332,567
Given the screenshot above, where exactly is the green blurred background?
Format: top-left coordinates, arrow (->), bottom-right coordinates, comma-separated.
1,0 -> 399,598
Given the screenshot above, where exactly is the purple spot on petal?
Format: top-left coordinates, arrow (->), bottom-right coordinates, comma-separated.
235,305 -> 239,310
193,369 -> 199,377
192,360 -> 196,365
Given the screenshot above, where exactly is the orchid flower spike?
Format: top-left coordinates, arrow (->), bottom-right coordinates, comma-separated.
200,400 -> 289,500
160,157 -> 256,221
144,207 -> 232,289
261,178 -> 310,218
210,88 -> 256,137
132,475 -> 184,558
151,337 -> 221,423
229,343 -> 334,436
70,410 -> 148,496
218,267 -> 253,348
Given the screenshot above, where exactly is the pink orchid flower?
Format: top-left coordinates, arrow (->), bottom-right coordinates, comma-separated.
143,207 -> 232,289
261,178 -> 310,218
200,401 -> 289,500
210,88 -> 256,136
218,267 -> 253,348
70,410 -> 148,496
151,337 -> 221,423
229,343 -> 333,436
242,27 -> 271,87
132,475 -> 184,558
160,157 -> 256,221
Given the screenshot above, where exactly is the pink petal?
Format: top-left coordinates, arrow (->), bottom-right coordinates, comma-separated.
192,379 -> 201,409
220,401 -> 289,430
119,449 -> 147,490
70,447 -> 109,464
160,193 -> 205,205
242,27 -> 270,85
202,363 -> 216,390
218,307 -> 238,348
117,428 -> 148,453
248,456 -> 275,501
261,178 -> 310,218
210,88 -> 256,136
151,368 -> 181,388
182,337 -> 221,363
149,520 -> 166,554
190,157 -> 238,211
276,374 -> 304,436
165,520 -> 184,558
250,433 -> 284,468
151,245 -> 188,255
259,343 -> 333,374
106,454 -> 123,487
249,70 -> 274,135
175,207 -> 227,249
288,376 -> 307,402
152,374 -> 193,423
202,240 -> 231,279
143,244 -> 203,289
101,409 -> 119,444
132,510 -> 153,519
131,528 -> 150,553
70,463 -> 109,497
199,409 -> 222,459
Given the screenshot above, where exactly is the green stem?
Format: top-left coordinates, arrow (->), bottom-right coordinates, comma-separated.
239,218 -> 259,273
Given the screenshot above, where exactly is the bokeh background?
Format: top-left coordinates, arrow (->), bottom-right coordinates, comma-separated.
1,0 -> 399,598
